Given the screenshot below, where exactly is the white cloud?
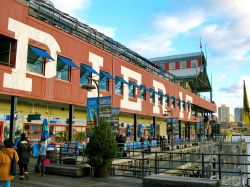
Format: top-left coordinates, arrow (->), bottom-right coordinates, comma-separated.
50,0 -> 90,15
216,75 -> 250,108
89,24 -> 116,39
199,0 -> 250,61
128,11 -> 206,57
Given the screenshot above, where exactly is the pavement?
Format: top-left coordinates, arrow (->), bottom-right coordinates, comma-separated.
11,158 -> 143,187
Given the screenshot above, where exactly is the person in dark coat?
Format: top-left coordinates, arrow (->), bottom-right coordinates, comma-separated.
17,133 -> 31,180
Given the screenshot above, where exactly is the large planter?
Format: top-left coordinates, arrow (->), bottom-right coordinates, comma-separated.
94,166 -> 109,178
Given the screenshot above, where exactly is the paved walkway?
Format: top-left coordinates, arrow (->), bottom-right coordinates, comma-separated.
11,158 -> 142,187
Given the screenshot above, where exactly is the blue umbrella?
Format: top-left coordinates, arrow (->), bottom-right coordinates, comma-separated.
137,124 -> 142,138
41,118 -> 49,139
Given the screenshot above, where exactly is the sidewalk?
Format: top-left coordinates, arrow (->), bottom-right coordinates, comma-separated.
12,158 -> 142,187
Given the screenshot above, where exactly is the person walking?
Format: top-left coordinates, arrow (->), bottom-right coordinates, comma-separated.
36,138 -> 47,177
0,139 -> 19,187
17,133 -> 31,180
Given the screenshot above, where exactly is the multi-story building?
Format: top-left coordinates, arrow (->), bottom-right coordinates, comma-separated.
234,108 -> 243,122
0,0 -> 216,143
218,104 -> 230,123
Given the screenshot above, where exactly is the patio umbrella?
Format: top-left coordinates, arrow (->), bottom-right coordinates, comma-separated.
137,124 -> 142,138
41,118 -> 49,139
126,124 -> 131,137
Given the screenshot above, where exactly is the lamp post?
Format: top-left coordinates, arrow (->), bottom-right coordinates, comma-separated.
81,78 -> 100,126
164,110 -> 174,151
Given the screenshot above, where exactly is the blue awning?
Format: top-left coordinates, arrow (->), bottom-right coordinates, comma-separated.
29,46 -> 54,60
115,77 -> 129,85
129,81 -> 140,88
81,64 -> 99,75
58,56 -> 79,68
149,89 -> 157,94
100,71 -> 115,80
158,91 -> 164,96
140,85 -> 150,92
182,100 -> 186,104
171,96 -> 176,100
165,94 -> 170,98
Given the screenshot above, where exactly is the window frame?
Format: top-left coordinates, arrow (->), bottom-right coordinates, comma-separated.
80,63 -> 92,85
180,61 -> 187,69
115,77 -> 123,95
150,89 -> 155,103
140,87 -> 146,101
26,45 -> 46,75
99,71 -> 109,91
56,56 -> 71,81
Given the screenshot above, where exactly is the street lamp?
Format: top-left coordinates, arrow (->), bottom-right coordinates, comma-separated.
164,110 -> 174,151
81,78 -> 100,126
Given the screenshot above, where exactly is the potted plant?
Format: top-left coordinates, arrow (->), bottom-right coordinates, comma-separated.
85,120 -> 118,177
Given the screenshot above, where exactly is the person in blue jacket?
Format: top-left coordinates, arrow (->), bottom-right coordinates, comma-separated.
36,138 -> 47,176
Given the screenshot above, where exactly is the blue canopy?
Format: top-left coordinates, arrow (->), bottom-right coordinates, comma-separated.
115,77 -> 129,85
29,46 -> 54,60
129,81 -> 140,88
81,64 -> 99,75
58,56 -> 79,68
140,85 -> 150,92
100,71 -> 115,80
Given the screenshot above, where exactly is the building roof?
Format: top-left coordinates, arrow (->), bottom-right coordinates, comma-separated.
150,52 -> 204,64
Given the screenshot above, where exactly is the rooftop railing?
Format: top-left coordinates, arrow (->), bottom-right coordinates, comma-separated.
27,0 -> 175,82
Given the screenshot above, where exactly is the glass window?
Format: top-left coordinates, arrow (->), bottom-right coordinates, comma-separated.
115,77 -> 123,95
129,81 -> 135,98
99,72 -> 109,91
140,87 -> 146,101
172,98 -> 175,108
177,100 -> 181,109
182,102 -> 186,111
0,35 -> 16,67
165,96 -> 169,107
150,90 -> 155,103
158,92 -> 163,105
56,56 -> 71,81
169,62 -> 175,70
191,60 -> 197,68
27,46 -> 45,75
180,61 -> 186,69
80,64 -> 91,85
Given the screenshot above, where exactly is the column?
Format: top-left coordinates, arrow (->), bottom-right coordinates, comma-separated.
9,96 -> 17,142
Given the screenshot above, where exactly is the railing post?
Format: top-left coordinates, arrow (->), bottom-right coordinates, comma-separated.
154,152 -> 158,174
59,146 -> 62,164
202,152 -> 205,178
142,150 -> 145,177
218,153 -> 221,179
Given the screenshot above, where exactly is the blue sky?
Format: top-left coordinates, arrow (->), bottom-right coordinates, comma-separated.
51,0 -> 250,114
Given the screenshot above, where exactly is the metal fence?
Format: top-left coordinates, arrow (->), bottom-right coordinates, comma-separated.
110,141 -> 250,187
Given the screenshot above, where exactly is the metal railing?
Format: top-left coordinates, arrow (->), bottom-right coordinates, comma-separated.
111,141 -> 249,187
27,0 -> 175,82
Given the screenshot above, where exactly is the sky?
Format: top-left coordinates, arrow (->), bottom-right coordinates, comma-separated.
50,0 -> 250,114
